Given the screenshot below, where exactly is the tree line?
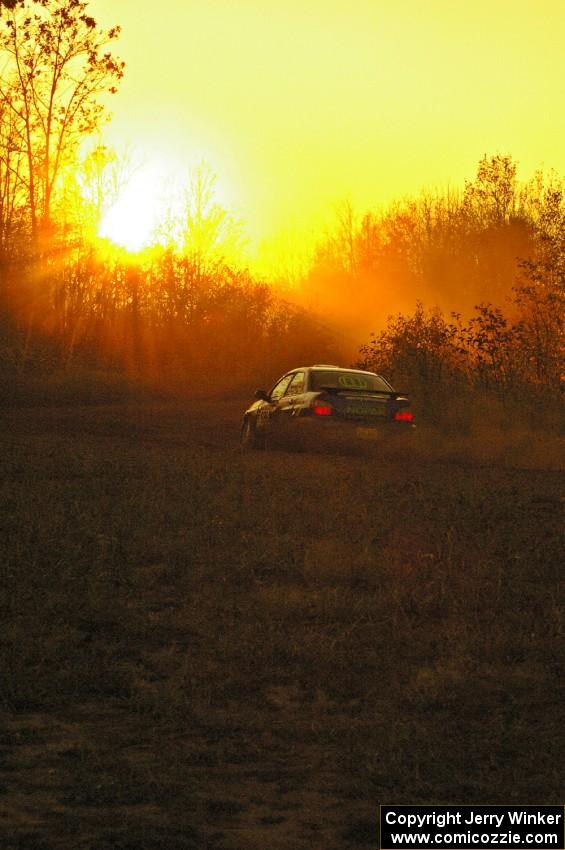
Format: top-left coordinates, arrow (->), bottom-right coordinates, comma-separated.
0,0 -> 336,399
0,0 -> 562,409
305,155 -> 564,417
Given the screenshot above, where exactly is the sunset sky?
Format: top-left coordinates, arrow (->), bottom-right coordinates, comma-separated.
92,0 -> 565,265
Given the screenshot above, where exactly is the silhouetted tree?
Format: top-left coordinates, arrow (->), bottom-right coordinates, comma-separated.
463,154 -> 518,226
0,94 -> 27,257
0,0 -> 124,243
158,163 -> 245,276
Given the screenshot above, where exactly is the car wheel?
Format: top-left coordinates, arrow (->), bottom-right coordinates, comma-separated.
241,416 -> 266,450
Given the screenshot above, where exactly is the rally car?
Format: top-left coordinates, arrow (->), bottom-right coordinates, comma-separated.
241,365 -> 415,450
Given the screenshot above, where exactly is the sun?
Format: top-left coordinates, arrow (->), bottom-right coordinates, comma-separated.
99,166 -> 166,252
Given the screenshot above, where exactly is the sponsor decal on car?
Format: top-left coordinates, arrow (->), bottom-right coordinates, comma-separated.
345,404 -> 385,417
338,374 -> 371,389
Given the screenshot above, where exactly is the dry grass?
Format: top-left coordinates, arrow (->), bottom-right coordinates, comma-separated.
0,399 -> 563,849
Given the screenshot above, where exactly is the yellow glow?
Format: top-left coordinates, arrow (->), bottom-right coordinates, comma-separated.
99,168 -> 164,252
91,0 -> 565,270
96,156 -> 242,263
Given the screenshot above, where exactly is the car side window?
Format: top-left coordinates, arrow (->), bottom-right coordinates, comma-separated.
286,371 -> 305,395
269,374 -> 293,401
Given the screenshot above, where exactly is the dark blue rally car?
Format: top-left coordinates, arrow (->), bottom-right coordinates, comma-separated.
241,365 -> 415,450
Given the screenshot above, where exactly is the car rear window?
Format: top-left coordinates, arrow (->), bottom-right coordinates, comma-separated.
311,370 -> 393,392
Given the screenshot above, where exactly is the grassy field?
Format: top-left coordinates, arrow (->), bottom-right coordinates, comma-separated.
0,399 -> 563,849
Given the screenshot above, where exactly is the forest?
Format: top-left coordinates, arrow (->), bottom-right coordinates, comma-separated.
0,1 -> 562,417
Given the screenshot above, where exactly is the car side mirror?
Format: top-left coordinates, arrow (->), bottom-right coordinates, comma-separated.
255,389 -> 271,402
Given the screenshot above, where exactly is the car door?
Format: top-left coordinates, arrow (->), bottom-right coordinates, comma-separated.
279,371 -> 306,419
258,373 -> 294,430
271,372 -> 307,446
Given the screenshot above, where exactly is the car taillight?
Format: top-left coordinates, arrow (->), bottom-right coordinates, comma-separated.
394,410 -> 414,423
311,401 -> 333,416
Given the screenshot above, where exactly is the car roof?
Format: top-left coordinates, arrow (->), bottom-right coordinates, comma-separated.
290,365 -> 379,375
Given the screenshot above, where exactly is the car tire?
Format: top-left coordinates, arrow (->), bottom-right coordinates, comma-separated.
241,416 -> 266,450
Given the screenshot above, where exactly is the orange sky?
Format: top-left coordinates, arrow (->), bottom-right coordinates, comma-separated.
92,0 -> 565,268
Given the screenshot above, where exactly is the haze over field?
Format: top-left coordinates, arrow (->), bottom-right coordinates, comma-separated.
0,0 -> 563,394
91,0 -> 565,267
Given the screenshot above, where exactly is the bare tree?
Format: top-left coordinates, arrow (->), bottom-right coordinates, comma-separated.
159,163 -> 245,279
463,154 -> 518,227
0,89 -> 26,256
0,0 -> 124,244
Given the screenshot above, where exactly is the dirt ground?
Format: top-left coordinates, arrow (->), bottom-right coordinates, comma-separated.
1,400 -> 563,849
